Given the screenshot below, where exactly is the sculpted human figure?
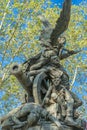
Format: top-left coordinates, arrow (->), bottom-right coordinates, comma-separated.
0,103 -> 63,130
45,89 -> 82,126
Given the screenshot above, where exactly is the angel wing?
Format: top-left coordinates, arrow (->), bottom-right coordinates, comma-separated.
50,0 -> 71,46
39,0 -> 71,46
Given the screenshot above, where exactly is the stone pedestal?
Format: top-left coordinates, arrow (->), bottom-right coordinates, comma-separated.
27,122 -> 83,130
2,121 -> 83,130
28,123 -> 73,130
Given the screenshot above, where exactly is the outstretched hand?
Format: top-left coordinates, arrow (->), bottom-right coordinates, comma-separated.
13,121 -> 27,129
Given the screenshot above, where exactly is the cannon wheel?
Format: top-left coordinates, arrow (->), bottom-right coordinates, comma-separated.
33,72 -> 49,104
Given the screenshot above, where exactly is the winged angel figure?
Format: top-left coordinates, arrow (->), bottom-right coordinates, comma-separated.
20,0 -> 81,125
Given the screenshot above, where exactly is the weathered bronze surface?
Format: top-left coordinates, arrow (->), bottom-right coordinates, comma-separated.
0,0 -> 86,130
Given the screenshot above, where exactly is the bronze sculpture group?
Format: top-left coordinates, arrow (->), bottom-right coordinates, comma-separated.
0,0 -> 86,130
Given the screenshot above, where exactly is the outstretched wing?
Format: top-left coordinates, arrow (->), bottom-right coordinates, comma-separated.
50,0 -> 71,46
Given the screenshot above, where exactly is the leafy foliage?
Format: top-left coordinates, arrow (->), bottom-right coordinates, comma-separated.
0,0 -> 87,118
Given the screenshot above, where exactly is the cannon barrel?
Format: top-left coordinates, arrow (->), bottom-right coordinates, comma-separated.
10,64 -> 32,93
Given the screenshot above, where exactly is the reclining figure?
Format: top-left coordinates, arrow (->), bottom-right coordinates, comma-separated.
0,103 -> 63,130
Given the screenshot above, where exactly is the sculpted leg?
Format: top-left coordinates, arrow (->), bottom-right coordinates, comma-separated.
13,122 -> 27,129
70,91 -> 82,109
48,114 -> 64,130
1,116 -> 27,129
27,108 -> 40,127
11,116 -> 27,129
1,118 -> 14,129
64,89 -> 77,126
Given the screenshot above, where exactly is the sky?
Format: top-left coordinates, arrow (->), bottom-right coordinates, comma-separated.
51,0 -> 86,6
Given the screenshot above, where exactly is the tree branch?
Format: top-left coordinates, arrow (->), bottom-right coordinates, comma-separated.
0,0 -> 10,30
70,67 -> 78,87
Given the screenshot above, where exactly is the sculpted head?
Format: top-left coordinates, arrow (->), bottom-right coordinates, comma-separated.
57,36 -> 66,47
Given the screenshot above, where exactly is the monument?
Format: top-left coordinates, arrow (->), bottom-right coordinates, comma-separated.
0,0 -> 86,130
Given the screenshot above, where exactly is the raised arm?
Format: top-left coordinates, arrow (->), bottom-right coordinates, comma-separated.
60,50 -> 81,60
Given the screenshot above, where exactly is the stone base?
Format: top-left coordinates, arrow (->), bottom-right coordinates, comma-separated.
2,121 -> 83,130
28,123 -> 73,130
